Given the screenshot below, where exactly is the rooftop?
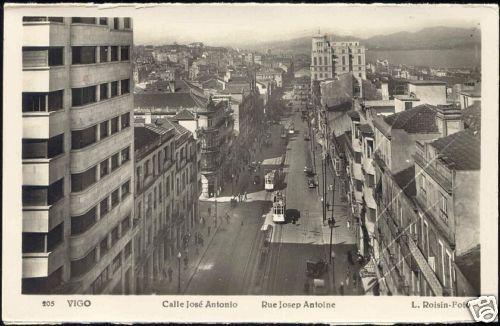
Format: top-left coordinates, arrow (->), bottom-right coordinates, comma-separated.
454,245 -> 480,295
430,129 -> 481,170
134,126 -> 161,151
393,166 -> 417,198
347,110 -> 360,121
326,101 -> 352,112
461,102 -> 481,132
408,80 -> 447,86
358,123 -> 374,136
383,104 -> 439,134
173,109 -> 195,121
134,92 -> 208,109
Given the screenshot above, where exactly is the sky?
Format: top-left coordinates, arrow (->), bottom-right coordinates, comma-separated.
131,4 -> 482,46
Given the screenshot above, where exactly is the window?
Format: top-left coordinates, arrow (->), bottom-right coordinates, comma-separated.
405,101 -> 413,111
100,160 -> 109,178
111,226 -> 120,246
121,147 -> 130,163
71,207 -> 97,235
100,198 -> 109,217
122,217 -> 131,234
99,17 -> 107,25
121,46 -> 130,61
121,79 -> 130,94
366,139 -> 374,158
313,57 -> 317,66
123,18 -> 131,29
121,113 -> 130,129
440,193 -> 448,223
22,178 -> 64,206
111,117 -> 119,134
358,56 -> 362,65
154,187 -> 157,209
72,85 -> 96,106
111,46 -> 119,61
70,248 -> 97,278
100,238 -> 108,257
23,16 -> 64,23
121,181 -> 130,199
22,134 -> 64,159
22,90 -> 64,112
342,56 -> 346,65
71,125 -> 96,149
110,81 -> 118,97
99,46 -> 109,63
72,46 -> 96,64
71,167 -> 96,192
72,17 -> 96,24
354,152 -> 362,164
319,57 -> 322,65
166,176 -> 170,197
420,175 -> 427,195
111,153 -> 119,171
159,184 -> 163,203
100,121 -> 109,140
111,189 -> 120,208
113,18 -> 120,30
99,83 -> 109,100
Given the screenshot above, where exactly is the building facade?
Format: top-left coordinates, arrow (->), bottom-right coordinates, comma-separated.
311,35 -> 367,82
21,16 -> 135,294
133,123 -> 176,294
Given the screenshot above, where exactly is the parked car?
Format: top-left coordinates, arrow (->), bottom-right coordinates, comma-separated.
304,166 -> 314,176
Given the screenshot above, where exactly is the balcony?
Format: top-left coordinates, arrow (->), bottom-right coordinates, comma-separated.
23,19 -> 68,46
23,109 -> 67,139
71,94 -> 132,130
22,241 -> 65,278
414,152 -> 452,193
70,194 -> 132,259
70,128 -> 132,172
373,151 -> 387,172
352,162 -> 363,181
23,153 -> 67,186
23,66 -> 68,93
70,62 -> 131,88
70,24 -> 132,47
70,160 -> 132,216
23,197 -> 66,233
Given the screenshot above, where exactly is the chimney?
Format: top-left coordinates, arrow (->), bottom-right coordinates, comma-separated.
435,104 -> 463,137
145,111 -> 152,124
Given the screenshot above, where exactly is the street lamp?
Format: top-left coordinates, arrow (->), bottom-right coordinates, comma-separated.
177,252 -> 182,293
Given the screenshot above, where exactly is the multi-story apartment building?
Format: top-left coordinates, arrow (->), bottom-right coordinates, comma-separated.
174,101 -> 234,198
330,41 -> 366,80
292,76 -> 311,111
21,16 -> 134,294
133,123 -> 176,293
311,34 -> 366,83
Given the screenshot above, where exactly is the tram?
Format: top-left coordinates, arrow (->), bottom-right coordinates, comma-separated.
272,191 -> 286,223
265,170 -> 276,191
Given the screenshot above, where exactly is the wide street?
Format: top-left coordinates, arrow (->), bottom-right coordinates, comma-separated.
156,109 -> 361,295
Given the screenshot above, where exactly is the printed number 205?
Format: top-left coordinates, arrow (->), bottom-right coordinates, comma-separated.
42,301 -> 55,307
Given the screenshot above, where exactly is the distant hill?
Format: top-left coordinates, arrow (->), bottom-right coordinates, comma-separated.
247,26 -> 481,54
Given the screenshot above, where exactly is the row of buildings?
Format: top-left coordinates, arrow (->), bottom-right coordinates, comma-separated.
21,17 -> 264,294
313,59 -> 481,296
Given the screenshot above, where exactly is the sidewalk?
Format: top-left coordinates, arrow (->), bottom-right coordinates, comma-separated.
154,201 -> 235,294
309,127 -> 363,296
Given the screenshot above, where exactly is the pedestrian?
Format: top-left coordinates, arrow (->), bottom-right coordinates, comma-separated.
167,267 -> 173,282
208,207 -> 211,216
225,213 -> 230,224
347,219 -> 351,230
207,225 -> 211,236
183,256 -> 188,269
339,282 -> 345,296
244,191 -> 248,201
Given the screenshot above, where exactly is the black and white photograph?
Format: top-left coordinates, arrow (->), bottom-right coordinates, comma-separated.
2,3 -> 498,324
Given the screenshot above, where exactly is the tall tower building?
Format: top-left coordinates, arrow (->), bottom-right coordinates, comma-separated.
310,34 -> 333,82
21,16 -> 135,294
